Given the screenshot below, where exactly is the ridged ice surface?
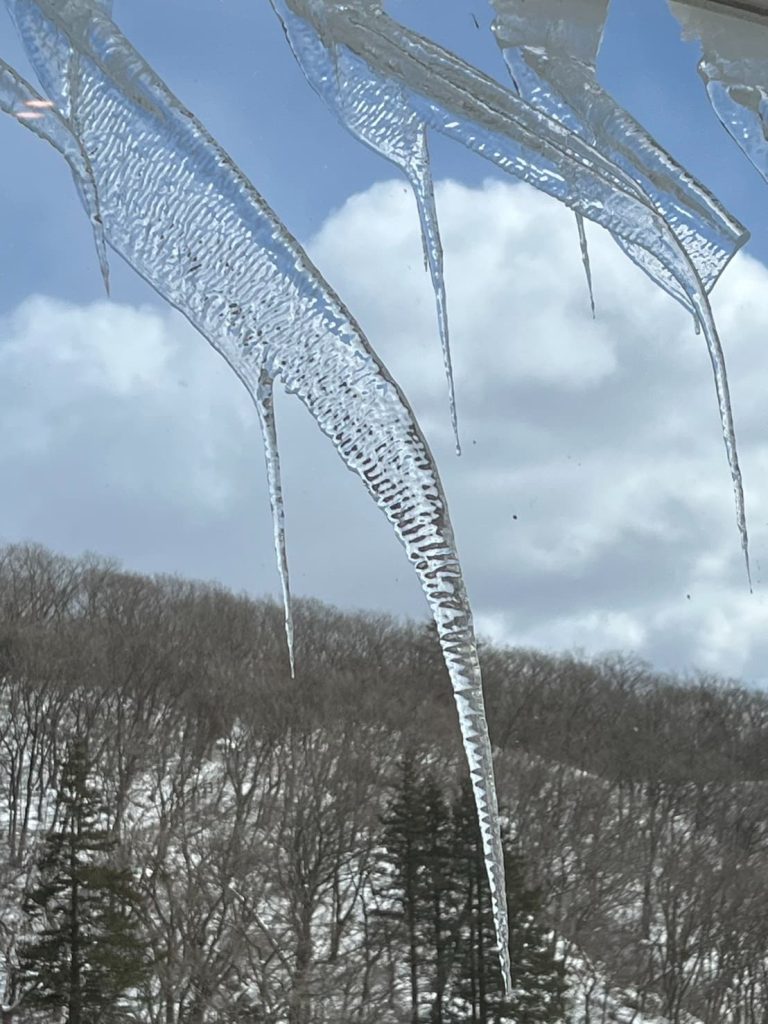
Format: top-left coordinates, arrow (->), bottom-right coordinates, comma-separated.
269,0 -> 756,960
271,0 -> 460,452
3,0 -> 510,989
671,1 -> 768,184
489,0 -> 751,580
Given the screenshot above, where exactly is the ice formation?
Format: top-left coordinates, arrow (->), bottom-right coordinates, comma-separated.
254,366 -> 295,680
0,57 -> 109,290
576,212 -> 596,317
489,0 -> 747,307
270,0 -> 460,452
489,0 -> 753,578
272,0 -> 752,580
2,0 -> 511,990
3,0 -> 761,992
670,0 -> 768,184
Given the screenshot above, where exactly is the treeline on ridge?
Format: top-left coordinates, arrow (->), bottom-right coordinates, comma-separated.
0,543 -> 767,1023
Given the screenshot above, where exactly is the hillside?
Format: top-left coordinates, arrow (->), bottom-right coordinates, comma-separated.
0,543 -> 766,1023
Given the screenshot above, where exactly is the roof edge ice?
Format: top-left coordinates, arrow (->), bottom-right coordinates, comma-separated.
673,0 -> 768,23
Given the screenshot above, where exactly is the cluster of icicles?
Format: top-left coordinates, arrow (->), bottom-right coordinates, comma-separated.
2,0 -> 764,992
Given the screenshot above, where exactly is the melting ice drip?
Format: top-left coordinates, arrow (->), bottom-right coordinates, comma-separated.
670,0 -> 768,185
273,0 -> 752,588
1,0 -> 512,994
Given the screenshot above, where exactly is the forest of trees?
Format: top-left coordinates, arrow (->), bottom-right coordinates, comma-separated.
0,543 -> 767,1022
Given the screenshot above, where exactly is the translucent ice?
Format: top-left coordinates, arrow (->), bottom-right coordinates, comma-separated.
0,57 -> 109,289
576,212 -> 596,318
488,0 -> 751,578
670,0 -> 768,185
3,0 -> 510,989
490,0 -> 747,307
272,0 -> 460,452
273,0 -> 752,578
254,367 -> 295,679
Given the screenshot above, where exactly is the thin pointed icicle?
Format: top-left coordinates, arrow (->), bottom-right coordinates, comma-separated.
271,0 -> 751,583
670,0 -> 768,185
254,368 -> 295,678
690,291 -> 752,587
403,129 -> 460,455
272,0 -> 461,452
0,57 -> 109,291
5,0 -> 511,990
575,212 -> 596,317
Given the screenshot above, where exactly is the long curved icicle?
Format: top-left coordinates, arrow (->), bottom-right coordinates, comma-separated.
3,0 -> 511,990
0,57 -> 109,291
271,0 -> 751,580
273,0 -> 461,453
670,0 -> 768,185
254,367 -> 295,679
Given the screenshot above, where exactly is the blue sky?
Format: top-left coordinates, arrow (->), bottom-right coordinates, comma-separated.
2,0 -> 768,682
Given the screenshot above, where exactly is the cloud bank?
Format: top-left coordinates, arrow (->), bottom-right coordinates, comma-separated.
1,179 -> 767,680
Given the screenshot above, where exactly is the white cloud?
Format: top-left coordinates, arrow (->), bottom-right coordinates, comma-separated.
308,178 -> 768,681
2,179 -> 768,682
310,179 -> 622,396
0,295 -> 260,532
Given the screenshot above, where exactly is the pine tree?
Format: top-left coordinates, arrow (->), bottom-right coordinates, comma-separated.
373,752 -> 456,1023
420,774 -> 456,1024
503,842 -> 566,1024
374,751 -> 429,1024
448,783 -> 566,1024
16,739 -> 149,1023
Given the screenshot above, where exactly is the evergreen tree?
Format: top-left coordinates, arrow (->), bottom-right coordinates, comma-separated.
374,752 -> 457,1023
449,783 -> 566,1024
420,774 -> 456,1024
16,739 -> 149,1023
450,781 -> 491,1023
374,751 -> 429,1024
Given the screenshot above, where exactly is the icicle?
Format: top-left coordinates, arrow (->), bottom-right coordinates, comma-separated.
670,0 -> 768,185
267,0 -> 754,974
254,367 -> 295,678
0,57 -> 110,291
271,0 -> 751,584
4,0 -> 510,990
689,289 -> 752,586
403,129 -> 460,456
272,0 -> 461,452
575,212 -> 596,318
488,0 -> 751,577
489,0 -> 747,305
